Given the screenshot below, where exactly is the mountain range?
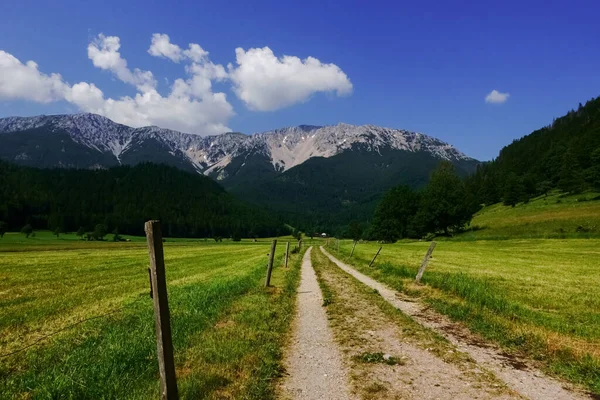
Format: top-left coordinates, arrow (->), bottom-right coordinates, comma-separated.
0,113 -> 479,229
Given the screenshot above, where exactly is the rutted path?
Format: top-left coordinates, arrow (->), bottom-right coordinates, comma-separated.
320,246 -> 592,400
280,247 -> 354,400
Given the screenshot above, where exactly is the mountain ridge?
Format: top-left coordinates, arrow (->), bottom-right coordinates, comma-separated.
0,113 -> 476,179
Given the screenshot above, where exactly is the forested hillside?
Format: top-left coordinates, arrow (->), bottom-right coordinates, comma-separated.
0,162 -> 284,238
468,96 -> 600,205
228,147 -> 477,234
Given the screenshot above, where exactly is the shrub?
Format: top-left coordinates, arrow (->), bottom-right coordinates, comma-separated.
21,224 -> 33,238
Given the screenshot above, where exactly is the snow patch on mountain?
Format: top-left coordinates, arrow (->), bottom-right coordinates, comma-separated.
0,113 -> 475,175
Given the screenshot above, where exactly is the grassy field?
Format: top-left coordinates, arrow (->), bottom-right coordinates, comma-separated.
327,238 -> 600,394
460,191 -> 600,240
0,233 -> 305,399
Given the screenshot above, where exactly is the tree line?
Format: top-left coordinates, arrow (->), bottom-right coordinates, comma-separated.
348,96 -> 600,242
0,161 -> 286,238
365,161 -> 477,242
466,96 -> 600,206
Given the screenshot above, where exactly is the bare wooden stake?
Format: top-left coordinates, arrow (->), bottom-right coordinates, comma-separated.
265,239 -> 277,287
415,241 -> 437,283
350,241 -> 357,257
369,246 -> 382,267
285,241 -> 290,268
145,220 -> 179,400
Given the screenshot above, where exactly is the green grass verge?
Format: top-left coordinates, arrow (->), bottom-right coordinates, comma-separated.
326,239 -> 600,395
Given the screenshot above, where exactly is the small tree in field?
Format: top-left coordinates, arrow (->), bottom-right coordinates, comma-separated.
419,161 -> 473,236
292,229 -> 302,241
53,227 -> 61,238
0,221 -> 7,238
76,226 -> 85,240
93,224 -> 107,241
112,227 -> 122,242
370,185 -> 420,242
21,224 -> 33,238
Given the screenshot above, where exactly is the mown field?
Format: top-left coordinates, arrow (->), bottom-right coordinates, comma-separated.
327,236 -> 600,394
0,233 -> 304,399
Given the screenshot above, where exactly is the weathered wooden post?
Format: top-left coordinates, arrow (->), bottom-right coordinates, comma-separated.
298,239 -> 302,250
145,220 -> 179,400
285,241 -> 290,268
415,241 -> 437,283
337,239 -> 340,253
350,241 -> 357,257
265,239 -> 277,287
369,246 -> 382,267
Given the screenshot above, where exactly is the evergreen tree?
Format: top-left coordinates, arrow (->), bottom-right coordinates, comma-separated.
347,221 -> 362,241
590,147 -> 600,191
503,173 -> 524,207
53,226 -> 61,238
558,149 -> 585,194
0,221 -> 7,238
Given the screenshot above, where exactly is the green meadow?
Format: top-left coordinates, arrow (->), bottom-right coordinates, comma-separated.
327,196 -> 600,394
0,234 -> 303,399
461,191 -> 600,240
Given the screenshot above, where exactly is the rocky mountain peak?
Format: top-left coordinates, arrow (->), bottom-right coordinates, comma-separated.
0,113 -> 475,177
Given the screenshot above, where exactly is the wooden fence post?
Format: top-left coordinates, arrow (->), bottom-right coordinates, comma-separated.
337,239 -> 340,253
415,241 -> 437,283
285,241 -> 290,268
145,220 -> 179,400
350,241 -> 357,257
265,239 -> 277,287
369,246 -> 382,267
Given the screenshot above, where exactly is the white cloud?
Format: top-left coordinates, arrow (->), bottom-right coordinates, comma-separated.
82,34 -> 234,135
0,51 -> 69,102
88,34 -> 156,92
0,40 -> 233,135
1,34 -> 353,134
148,33 -> 184,62
79,89 -> 234,135
228,47 -> 353,111
184,43 -> 209,63
148,33 -> 209,63
485,89 -> 510,104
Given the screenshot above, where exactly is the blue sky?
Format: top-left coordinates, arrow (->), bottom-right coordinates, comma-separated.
1,0 -> 599,160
